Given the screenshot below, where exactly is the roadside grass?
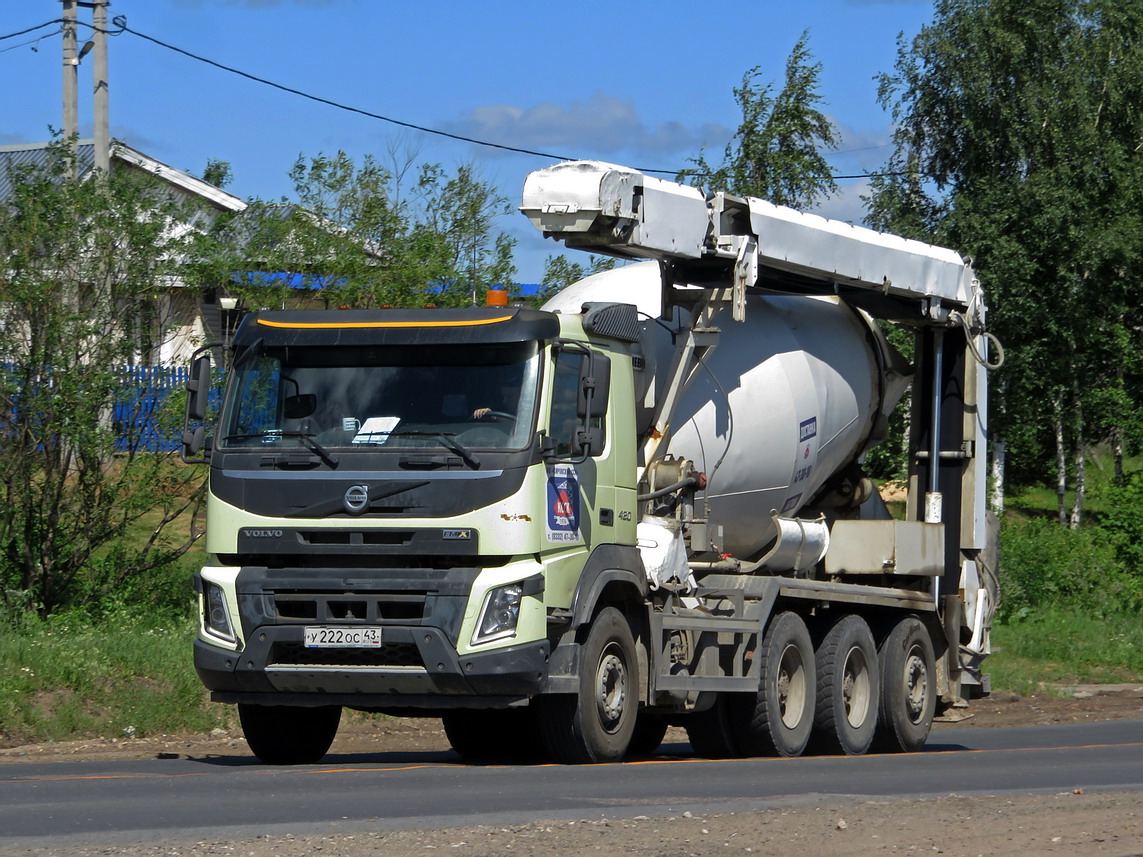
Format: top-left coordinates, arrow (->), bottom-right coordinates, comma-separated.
989,608 -> 1143,697
0,602 -> 230,746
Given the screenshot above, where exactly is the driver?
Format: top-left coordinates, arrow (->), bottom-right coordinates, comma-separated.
472,382 -> 517,422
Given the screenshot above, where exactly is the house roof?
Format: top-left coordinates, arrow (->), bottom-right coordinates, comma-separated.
0,140 -> 246,212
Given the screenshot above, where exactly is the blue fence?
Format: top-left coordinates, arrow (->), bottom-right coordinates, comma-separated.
113,365 -> 191,453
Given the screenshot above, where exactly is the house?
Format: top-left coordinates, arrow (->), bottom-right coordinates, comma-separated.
0,139 -> 247,365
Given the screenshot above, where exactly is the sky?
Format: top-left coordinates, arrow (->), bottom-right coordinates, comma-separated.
3,0 -> 936,284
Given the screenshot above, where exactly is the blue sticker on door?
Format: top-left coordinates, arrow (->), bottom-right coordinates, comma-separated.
546,464 -> 580,543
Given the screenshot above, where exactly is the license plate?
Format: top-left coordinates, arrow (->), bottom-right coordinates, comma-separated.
303,626 -> 383,648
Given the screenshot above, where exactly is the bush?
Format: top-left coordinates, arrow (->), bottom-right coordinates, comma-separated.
1094,471 -> 1143,573
998,516 -> 1143,621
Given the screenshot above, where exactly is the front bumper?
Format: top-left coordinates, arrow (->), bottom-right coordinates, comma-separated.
195,625 -> 551,706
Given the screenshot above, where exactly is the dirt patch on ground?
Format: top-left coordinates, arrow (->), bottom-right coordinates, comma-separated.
1,684 -> 1140,765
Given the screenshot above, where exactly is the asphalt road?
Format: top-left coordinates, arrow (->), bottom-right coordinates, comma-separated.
2,720 -> 1141,849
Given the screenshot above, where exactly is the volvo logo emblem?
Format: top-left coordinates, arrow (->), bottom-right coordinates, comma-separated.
343,484 -> 370,515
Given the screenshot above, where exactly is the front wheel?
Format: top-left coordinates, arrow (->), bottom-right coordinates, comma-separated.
539,607 -> 638,763
238,703 -> 341,765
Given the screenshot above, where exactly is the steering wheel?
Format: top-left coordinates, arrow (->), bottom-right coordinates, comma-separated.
474,410 -> 515,423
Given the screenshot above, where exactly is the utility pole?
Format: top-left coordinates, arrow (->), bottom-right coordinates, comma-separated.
92,0 -> 110,173
62,0 -> 79,170
61,1 -> 111,174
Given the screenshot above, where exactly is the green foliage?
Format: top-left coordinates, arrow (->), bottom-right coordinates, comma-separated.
535,254 -> 617,306
997,517 -> 1143,622
0,609 -> 225,744
201,158 -> 233,189
0,144 -> 204,617
680,31 -> 838,207
1093,470 -> 1143,571
990,607 -> 1143,691
871,0 -> 1143,497
193,153 -> 519,312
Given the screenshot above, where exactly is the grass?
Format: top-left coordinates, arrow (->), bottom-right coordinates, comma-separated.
988,608 -> 1143,697
0,607 -> 231,746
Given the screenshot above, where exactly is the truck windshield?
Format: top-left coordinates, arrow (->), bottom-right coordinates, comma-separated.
218,342 -> 541,452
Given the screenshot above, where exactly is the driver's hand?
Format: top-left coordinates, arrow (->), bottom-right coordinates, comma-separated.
472,407 -> 491,420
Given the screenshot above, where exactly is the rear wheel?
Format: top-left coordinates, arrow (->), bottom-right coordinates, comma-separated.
685,695 -> 743,758
627,712 -> 669,757
731,611 -> 816,757
875,616 -> 936,752
812,614 -> 879,755
238,703 -> 341,765
539,607 -> 638,763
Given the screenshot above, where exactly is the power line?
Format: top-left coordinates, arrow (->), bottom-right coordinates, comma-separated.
2,17 -> 905,182
0,26 -> 62,54
111,17 -> 591,167
0,19 -> 63,41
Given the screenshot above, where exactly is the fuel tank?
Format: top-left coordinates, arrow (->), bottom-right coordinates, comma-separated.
543,262 -> 910,559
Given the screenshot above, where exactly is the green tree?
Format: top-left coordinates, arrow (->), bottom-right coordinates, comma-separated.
199,152 -> 454,312
680,31 -> 839,207
419,164 -> 518,306
0,145 -> 203,617
199,154 -> 519,312
535,254 -> 617,306
871,0 -> 1143,523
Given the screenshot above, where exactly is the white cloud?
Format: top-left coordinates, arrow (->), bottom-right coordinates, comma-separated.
447,93 -> 730,162
811,177 -> 874,225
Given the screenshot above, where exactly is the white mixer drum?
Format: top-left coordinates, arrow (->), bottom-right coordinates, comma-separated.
544,262 -> 903,559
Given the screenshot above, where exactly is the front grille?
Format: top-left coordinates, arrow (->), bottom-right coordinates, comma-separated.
270,641 -> 423,668
272,592 -> 425,623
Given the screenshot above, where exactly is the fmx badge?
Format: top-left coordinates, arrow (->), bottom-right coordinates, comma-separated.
546,464 -> 580,543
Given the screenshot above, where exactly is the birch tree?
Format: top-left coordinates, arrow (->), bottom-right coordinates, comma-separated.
870,0 -> 1143,522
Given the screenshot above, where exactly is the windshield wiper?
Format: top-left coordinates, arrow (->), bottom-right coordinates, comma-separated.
387,430 -> 481,469
277,431 -> 339,468
223,431 -> 338,468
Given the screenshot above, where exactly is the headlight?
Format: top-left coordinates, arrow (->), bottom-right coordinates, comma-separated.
203,581 -> 236,643
473,583 -> 523,645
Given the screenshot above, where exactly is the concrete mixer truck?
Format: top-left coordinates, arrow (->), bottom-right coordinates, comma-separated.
183,160 -> 1000,765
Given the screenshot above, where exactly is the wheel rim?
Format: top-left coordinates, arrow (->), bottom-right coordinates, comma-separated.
841,644 -> 872,728
903,644 -> 930,725
595,643 -> 628,734
776,642 -> 807,729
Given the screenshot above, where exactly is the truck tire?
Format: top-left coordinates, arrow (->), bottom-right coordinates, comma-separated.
442,709 -> 544,762
731,611 -> 815,757
875,616 -> 936,752
538,606 -> 638,763
238,703 -> 341,765
627,712 -> 669,757
685,695 -> 743,758
812,614 -> 880,755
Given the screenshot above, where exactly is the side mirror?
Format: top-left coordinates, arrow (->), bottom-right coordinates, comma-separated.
577,352 -> 611,419
186,354 -> 212,422
182,344 -> 220,463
